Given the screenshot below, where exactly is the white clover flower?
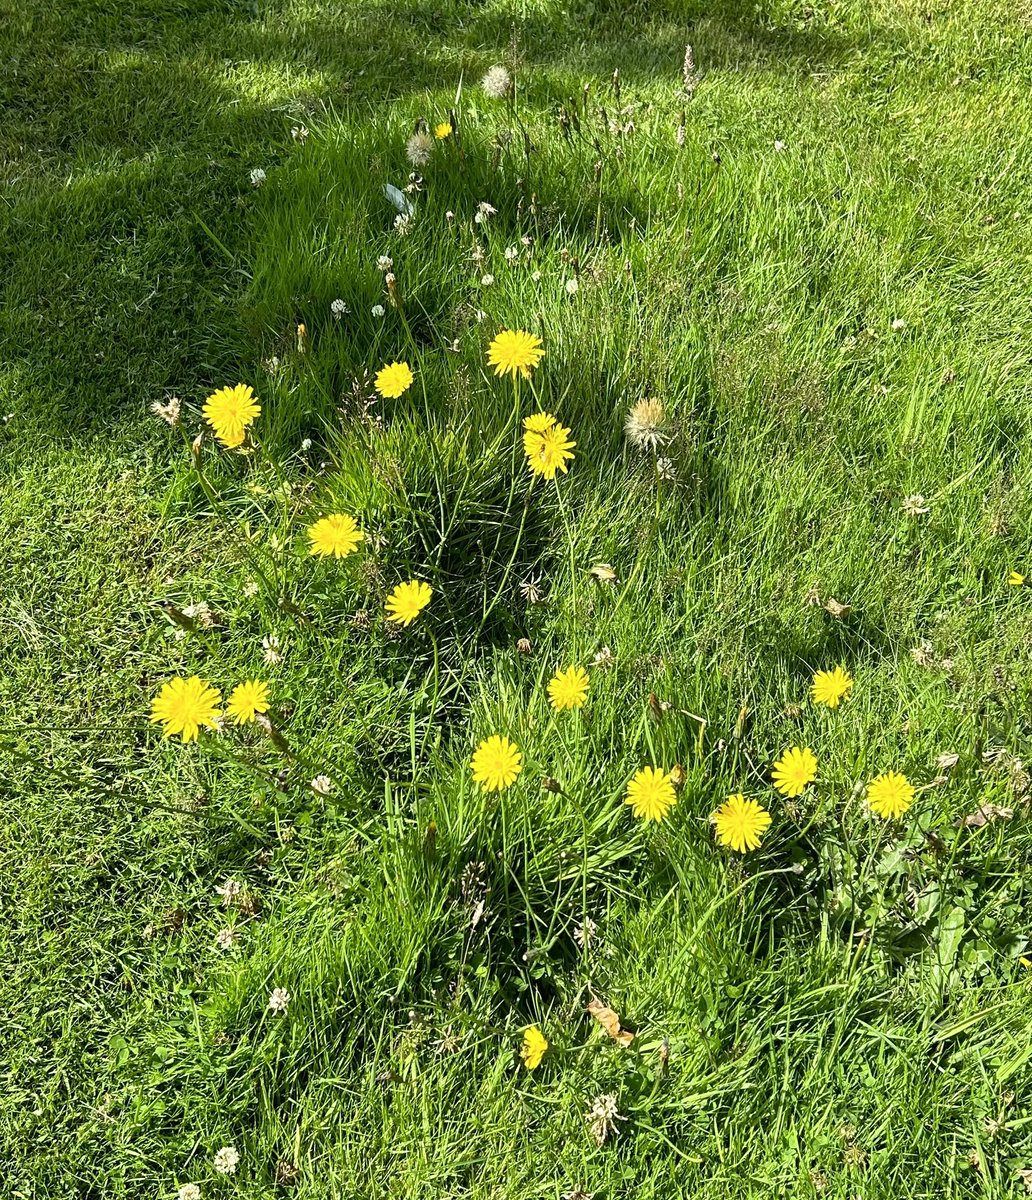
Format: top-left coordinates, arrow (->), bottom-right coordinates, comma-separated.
213,1147 -> 240,1175
330,298 -> 348,318
178,1185 -> 202,1200
481,65 -> 512,99
377,255 -> 393,272
371,304 -> 386,317
215,878 -> 242,907
565,277 -> 579,295
531,270 -> 542,282
504,245 -> 519,262
300,437 -> 313,451
902,493 -> 930,517
268,987 -> 291,1014
474,200 -> 497,225
262,633 -> 283,665
311,775 -> 334,795
290,124 -> 309,143
151,395 -> 181,426
215,928 -> 238,951
249,167 -> 267,187
773,140 -> 786,153
394,214 -> 413,235
481,274 -> 495,287
445,210 -> 455,221
891,317 -> 907,330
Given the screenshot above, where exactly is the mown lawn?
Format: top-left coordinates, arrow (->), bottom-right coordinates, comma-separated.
3,0 -> 1032,1197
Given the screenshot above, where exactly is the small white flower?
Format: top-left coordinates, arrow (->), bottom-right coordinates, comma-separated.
268,987 -> 291,1014
290,124 -> 309,143
215,928 -> 238,951
243,579 -> 259,597
587,1093 -> 623,1145
475,309 -> 487,322
481,65 -> 512,99
371,304 -> 386,317
891,317 -> 907,330
262,633 -> 283,665
215,878 -> 242,907
445,210 -> 455,221
573,917 -> 598,947
565,277 -> 579,295
902,493 -> 930,517
300,437 -> 313,451
656,456 -> 677,481
394,213 -> 412,234
330,298 -> 348,318
531,270 -> 542,283
151,395 -> 181,426
773,140 -> 786,152
213,1146 -> 240,1175
181,601 -> 215,628
311,775 -> 333,795
504,245 -> 519,262
178,1185 -> 202,1200
249,167 -> 267,187
377,255 -> 393,272
264,355 -> 280,373
481,274 -> 495,287
474,200 -> 497,226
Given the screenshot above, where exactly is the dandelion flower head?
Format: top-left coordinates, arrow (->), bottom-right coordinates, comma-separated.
711,794 -> 771,853
867,771 -> 914,819
547,665 -> 589,711
625,766 -> 676,823
520,1024 -> 547,1069
487,329 -> 544,380
374,361 -> 414,399
771,746 -> 817,797
470,735 -> 522,792
308,513 -> 364,558
150,676 -> 222,743
526,421 -> 575,480
385,580 -> 433,626
435,121 -> 453,139
810,666 -> 853,709
226,679 -> 270,725
203,383 -> 260,448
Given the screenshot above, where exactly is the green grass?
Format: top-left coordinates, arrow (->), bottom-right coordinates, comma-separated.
4,0 -> 1032,1196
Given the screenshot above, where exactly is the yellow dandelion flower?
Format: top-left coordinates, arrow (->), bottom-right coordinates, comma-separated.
150,676 -> 222,743
866,771 -> 914,819
374,361 -> 414,399
1009,570 -> 1026,587
487,329 -> 545,380
771,746 -> 817,797
202,383 -> 260,448
526,421 -> 575,481
470,735 -> 522,792
434,121 -> 453,139
711,793 -> 772,853
521,1025 -> 548,1070
547,665 -> 589,711
624,766 -> 676,823
385,580 -> 433,627
226,679 -> 271,725
523,411 -> 556,435
810,666 -> 853,709
308,513 -> 364,558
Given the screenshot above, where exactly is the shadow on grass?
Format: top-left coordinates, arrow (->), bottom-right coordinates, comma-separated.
0,0 -> 883,438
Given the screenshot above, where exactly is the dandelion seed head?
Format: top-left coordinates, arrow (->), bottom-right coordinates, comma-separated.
481,65 -> 512,99
406,130 -> 433,166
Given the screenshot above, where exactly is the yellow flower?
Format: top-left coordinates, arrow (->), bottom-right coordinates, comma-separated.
866,771 -> 914,819
771,746 -> 817,797
1009,570 -> 1026,587
487,329 -> 545,380
308,513 -> 364,558
434,121 -> 453,139
810,666 -> 853,709
520,1025 -> 548,1070
625,766 -> 676,822
523,411 -> 556,435
374,361 -> 414,399
226,679 -> 271,725
547,665 -> 589,711
526,421 -> 575,480
711,794 -> 771,853
385,580 -> 433,627
470,735 -> 522,792
150,676 -> 222,742
202,383 -> 260,448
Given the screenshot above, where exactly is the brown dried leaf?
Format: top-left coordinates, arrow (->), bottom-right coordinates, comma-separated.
954,803 -> 1013,829
825,597 -> 851,619
586,997 -> 634,1047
